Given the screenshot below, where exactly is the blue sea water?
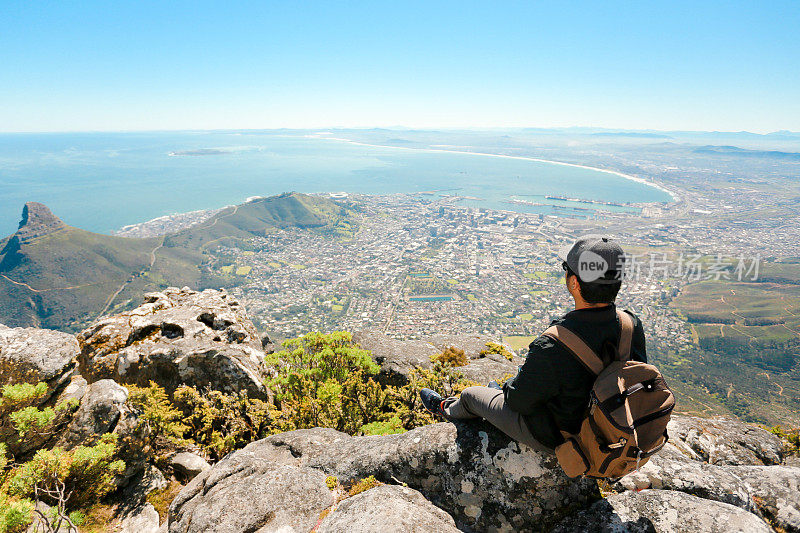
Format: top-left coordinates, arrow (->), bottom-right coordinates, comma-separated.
0,131 -> 671,236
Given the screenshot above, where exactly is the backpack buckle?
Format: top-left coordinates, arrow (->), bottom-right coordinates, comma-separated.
607,437 -> 627,449
589,395 -> 598,415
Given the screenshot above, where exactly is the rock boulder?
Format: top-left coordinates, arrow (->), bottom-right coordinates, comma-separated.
614,443 -> 757,510
119,503 -> 161,533
169,463 -> 334,533
78,287 -> 267,398
58,379 -> 138,448
552,489 -> 772,533
317,485 -> 460,533
170,451 -> 210,481
725,465 -> 800,532
352,330 -> 521,385
0,323 -> 78,400
169,420 -> 597,532
0,324 -> 81,455
57,379 -> 148,482
614,415 -> 800,532
667,415 -> 786,466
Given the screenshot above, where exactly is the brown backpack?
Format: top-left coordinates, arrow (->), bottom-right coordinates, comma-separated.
542,309 -> 675,479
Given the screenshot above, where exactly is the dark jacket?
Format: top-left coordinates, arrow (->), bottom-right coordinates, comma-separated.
502,304 -> 647,450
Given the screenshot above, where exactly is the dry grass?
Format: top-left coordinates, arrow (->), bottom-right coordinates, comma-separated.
347,475 -> 381,497
146,480 -> 185,522
432,346 -> 468,366
77,503 -> 116,533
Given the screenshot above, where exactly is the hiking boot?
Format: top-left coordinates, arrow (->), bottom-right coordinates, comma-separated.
420,388 -> 447,418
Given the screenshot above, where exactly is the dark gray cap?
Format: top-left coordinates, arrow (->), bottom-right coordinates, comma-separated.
558,235 -> 625,284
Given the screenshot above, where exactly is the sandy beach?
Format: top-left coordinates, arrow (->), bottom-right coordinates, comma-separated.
313,135 -> 679,202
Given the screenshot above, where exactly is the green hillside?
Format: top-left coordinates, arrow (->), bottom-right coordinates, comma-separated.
0,193 -> 351,331
670,278 -> 800,424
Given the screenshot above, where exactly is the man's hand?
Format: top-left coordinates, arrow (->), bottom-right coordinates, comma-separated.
488,380 -> 502,390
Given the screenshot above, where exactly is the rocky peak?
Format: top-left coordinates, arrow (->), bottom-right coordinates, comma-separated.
16,202 -> 67,242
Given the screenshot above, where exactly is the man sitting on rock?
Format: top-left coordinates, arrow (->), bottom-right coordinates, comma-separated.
420,235 -> 647,453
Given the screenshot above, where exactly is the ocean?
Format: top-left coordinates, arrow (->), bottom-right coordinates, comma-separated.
0,131 -> 672,236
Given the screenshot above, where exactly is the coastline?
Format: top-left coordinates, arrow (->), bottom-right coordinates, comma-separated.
315,135 -> 680,202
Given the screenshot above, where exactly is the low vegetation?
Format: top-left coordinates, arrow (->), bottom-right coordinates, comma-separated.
145,481 -> 184,523
432,346 -> 468,367
0,383 -> 122,533
479,341 -> 514,361
346,475 -> 381,497
1,331 -> 475,530
125,332 -> 478,451
769,425 -> 800,455
313,474 -> 384,531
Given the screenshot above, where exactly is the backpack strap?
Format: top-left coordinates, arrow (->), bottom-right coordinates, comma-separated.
542,308 -> 636,375
542,325 -> 604,375
617,310 -> 634,361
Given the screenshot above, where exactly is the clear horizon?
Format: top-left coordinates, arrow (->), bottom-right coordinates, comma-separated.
1,126 -> 800,136
2,1 -> 799,133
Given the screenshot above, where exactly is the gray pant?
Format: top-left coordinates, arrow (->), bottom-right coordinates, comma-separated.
443,386 -> 553,454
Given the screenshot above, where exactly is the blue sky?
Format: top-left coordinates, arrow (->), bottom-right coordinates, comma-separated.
1,1 -> 798,132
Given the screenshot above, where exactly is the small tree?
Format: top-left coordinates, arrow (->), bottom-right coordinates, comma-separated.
127,381 -> 188,459
6,434 -> 124,532
0,382 -> 122,533
266,331 -> 384,433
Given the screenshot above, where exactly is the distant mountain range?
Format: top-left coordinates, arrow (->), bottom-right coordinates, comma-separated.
0,192 -> 350,331
510,127 -> 800,140
693,145 -> 800,160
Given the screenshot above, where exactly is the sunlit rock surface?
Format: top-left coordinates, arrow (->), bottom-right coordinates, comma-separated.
78,287 -> 267,398
169,419 -> 596,533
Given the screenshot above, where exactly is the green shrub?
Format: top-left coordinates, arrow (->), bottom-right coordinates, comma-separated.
128,381 -> 189,457
267,331 -> 380,385
172,386 -> 272,460
4,433 -> 124,532
128,380 -> 273,461
479,341 -> 513,361
0,442 -> 7,471
0,383 -> 78,454
360,416 -> 405,436
0,493 -> 34,533
67,510 -> 85,526
114,331 -> 478,463
72,503 -> 116,533
325,475 -> 338,490
431,346 -> 468,366
0,383 -> 48,410
385,361 -> 478,429
769,425 -> 800,455
8,433 -> 124,507
267,331 -> 387,434
9,406 -> 57,438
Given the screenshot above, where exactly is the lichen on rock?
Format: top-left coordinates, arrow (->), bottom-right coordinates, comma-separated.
168,419 -> 597,533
